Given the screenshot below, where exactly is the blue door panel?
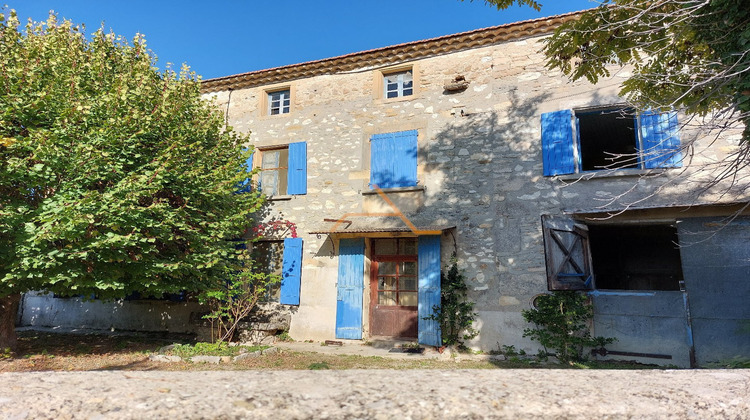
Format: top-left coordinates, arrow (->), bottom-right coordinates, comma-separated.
418,235 -> 442,346
335,238 -> 365,339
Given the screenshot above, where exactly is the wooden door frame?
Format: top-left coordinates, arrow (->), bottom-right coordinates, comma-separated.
368,238 -> 419,338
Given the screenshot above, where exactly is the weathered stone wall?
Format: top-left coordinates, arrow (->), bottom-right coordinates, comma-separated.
204,34 -> 748,353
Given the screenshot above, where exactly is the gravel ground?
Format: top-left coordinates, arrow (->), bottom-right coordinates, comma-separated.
1,369 -> 748,419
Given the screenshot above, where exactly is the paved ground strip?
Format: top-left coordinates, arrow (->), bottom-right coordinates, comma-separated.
1,369 -> 748,419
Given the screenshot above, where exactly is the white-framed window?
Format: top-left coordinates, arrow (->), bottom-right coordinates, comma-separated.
384,70 -> 413,99
268,89 -> 290,115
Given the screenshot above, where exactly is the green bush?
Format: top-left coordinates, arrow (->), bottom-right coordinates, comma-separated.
426,257 -> 478,348
522,291 -> 615,363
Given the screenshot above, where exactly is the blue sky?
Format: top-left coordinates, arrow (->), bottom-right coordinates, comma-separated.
7,1 -> 596,80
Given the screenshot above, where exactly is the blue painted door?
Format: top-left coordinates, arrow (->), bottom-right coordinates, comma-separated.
335,238 -> 365,339
418,235 -> 442,346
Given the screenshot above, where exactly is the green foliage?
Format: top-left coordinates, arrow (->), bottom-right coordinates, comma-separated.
168,342 -> 266,358
463,0 -> 542,12
427,257 -> 478,347
198,249 -> 280,343
522,292 -> 615,363
542,0 -> 750,142
276,330 -> 293,342
704,357 -> 750,369
0,10 -> 264,299
307,361 -> 330,370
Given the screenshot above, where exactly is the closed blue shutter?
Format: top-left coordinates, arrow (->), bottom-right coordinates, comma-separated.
541,110 -> 575,176
418,235 -> 442,347
370,130 -> 417,189
279,237 -> 302,305
335,238 -> 365,339
287,141 -> 307,195
639,110 -> 682,169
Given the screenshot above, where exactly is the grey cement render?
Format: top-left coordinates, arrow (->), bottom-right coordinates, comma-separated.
1,370 -> 748,419
678,217 -> 750,366
18,33 -> 750,366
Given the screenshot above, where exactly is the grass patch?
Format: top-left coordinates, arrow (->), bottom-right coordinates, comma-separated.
167,342 -> 267,358
308,361 -> 330,370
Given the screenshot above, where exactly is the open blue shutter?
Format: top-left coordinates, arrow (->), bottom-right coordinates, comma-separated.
279,237 -> 302,305
639,110 -> 682,169
418,235 -> 442,346
370,130 -> 417,189
541,110 -> 575,176
287,141 -> 307,195
335,238 -> 365,339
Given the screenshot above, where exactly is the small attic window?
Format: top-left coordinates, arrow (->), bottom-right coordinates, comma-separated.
384,70 -> 413,99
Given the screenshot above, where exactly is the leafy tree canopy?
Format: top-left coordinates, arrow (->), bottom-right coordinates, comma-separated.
0,10 -> 263,300
542,0 -> 750,143
464,0 -> 542,11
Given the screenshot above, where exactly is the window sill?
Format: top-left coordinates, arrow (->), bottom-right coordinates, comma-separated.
553,168 -> 666,182
362,185 -> 424,195
267,195 -> 293,201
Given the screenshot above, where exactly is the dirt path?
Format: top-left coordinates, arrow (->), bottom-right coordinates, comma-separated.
1,369 -> 748,419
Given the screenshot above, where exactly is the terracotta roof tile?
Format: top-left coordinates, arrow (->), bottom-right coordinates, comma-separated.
200,10 -> 585,93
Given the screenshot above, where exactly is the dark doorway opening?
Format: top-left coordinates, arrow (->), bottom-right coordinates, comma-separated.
589,224 -> 683,291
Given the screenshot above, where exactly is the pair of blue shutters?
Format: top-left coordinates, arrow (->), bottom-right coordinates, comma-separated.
370,130 -> 418,189
541,109 -> 681,176
334,236 -> 442,347
279,237 -> 303,305
240,142 -> 307,194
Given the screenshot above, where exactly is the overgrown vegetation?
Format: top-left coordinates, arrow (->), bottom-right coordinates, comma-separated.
522,292 -> 615,363
167,342 -> 267,358
427,258 -> 478,348
198,248 -> 280,343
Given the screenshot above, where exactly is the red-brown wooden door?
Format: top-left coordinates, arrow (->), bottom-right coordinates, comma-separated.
370,238 -> 418,339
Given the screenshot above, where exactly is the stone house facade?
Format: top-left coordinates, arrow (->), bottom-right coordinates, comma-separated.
20,12 -> 750,367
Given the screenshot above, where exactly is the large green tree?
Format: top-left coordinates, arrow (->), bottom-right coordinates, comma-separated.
0,11 -> 263,350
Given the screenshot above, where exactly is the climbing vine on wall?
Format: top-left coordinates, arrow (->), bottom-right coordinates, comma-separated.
427,256 -> 478,348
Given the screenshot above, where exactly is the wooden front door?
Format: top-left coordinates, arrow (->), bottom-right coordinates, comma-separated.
370,238 -> 418,339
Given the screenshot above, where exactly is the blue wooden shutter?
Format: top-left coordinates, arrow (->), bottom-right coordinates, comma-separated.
541,110 -> 575,176
418,235 -> 442,346
335,238 -> 365,339
287,141 -> 307,195
639,110 -> 682,169
370,130 -> 417,189
279,237 -> 302,305
236,149 -> 254,193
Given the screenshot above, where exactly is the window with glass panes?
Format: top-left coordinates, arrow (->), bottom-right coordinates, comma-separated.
372,238 -> 418,306
383,70 -> 413,99
268,89 -> 290,115
260,147 -> 289,195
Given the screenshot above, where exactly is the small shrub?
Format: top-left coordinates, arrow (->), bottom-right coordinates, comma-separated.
198,247 -> 280,343
522,291 -> 615,363
426,257 -> 478,347
308,362 -> 330,370
276,330 -> 293,342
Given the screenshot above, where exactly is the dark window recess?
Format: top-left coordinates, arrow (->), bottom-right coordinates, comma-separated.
578,108 -> 638,171
589,224 -> 683,291
252,240 -> 284,301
